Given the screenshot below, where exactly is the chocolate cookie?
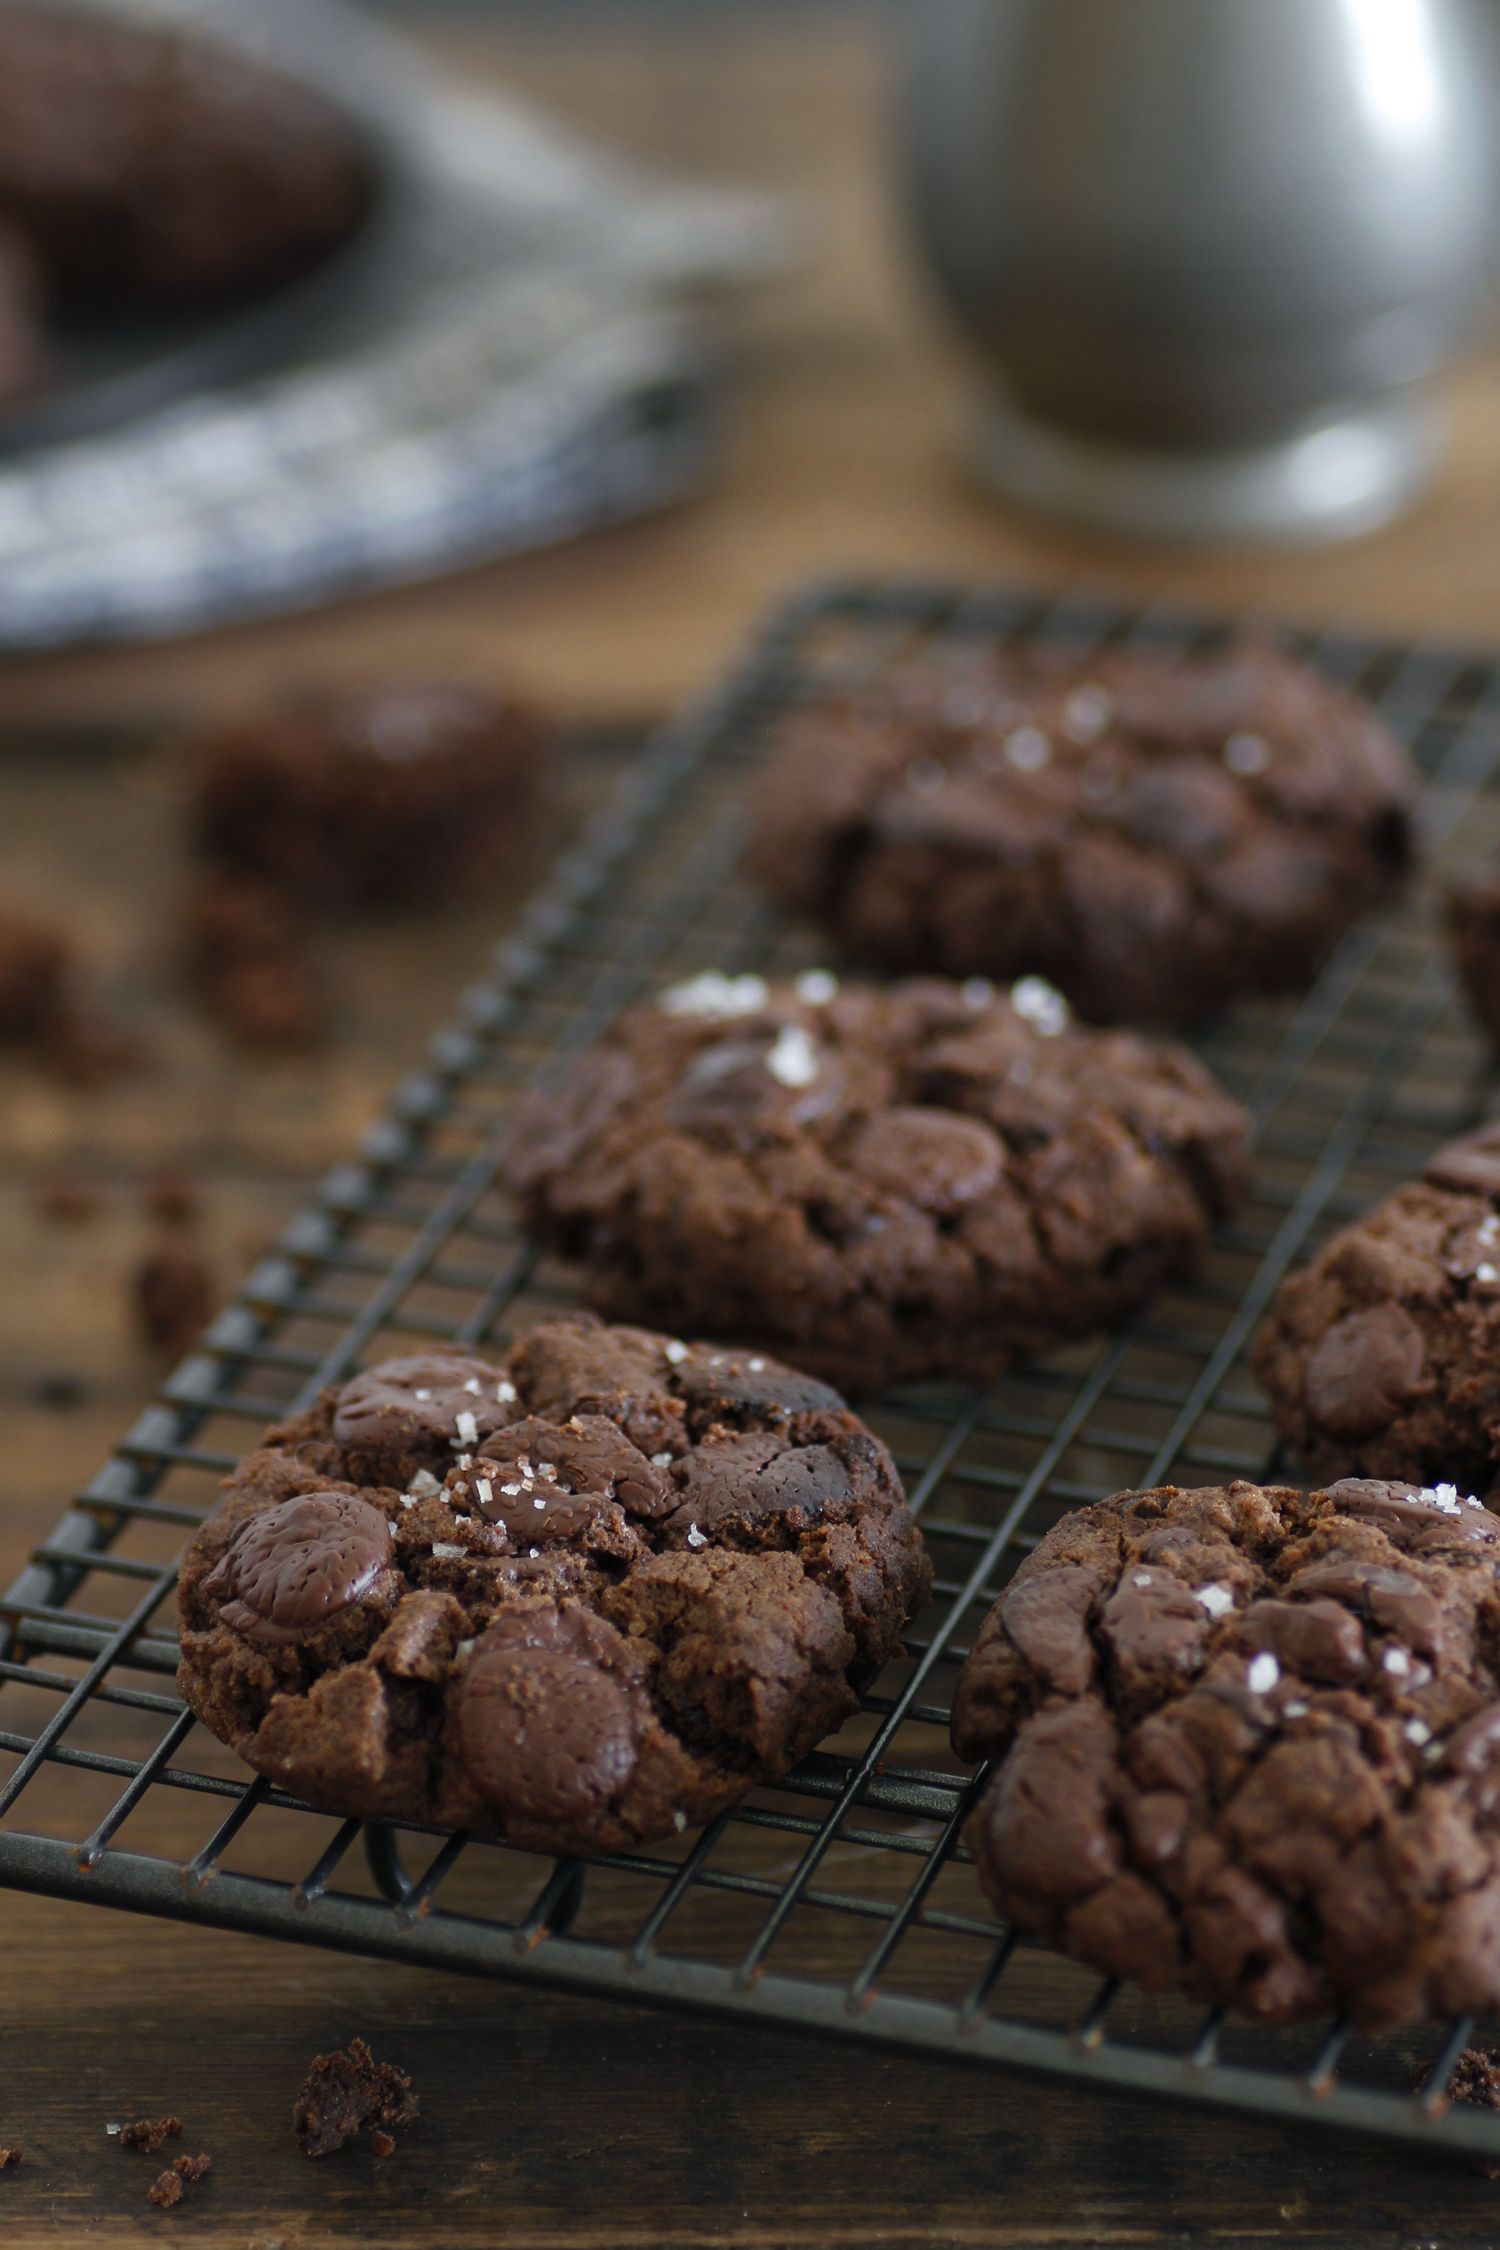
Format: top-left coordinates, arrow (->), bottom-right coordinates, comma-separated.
189,682 -> 546,912
0,6 -> 371,311
747,641 -> 1416,1027
177,1317 -> 931,1855
1447,874 -> 1500,1056
501,973 -> 1251,1393
953,1476 -> 1500,2029
1254,1126 -> 1500,1489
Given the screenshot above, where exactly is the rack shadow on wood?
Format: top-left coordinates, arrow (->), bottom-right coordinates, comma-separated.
4,578 -> 1499,2157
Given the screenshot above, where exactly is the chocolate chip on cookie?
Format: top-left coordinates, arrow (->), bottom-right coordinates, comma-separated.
501,974 -> 1251,1393
178,1316 -> 931,1855
953,1476 -> 1500,2029
747,641 -> 1415,1027
1254,1125 -> 1500,1489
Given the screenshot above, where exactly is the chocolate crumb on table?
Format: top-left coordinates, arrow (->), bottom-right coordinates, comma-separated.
0,902 -> 132,1085
172,2154 -> 211,2184
35,1173 -> 100,1226
147,2171 -> 183,2209
184,876 -> 328,1052
131,1240 -> 218,1359
369,2130 -> 396,2159
292,2038 -> 418,2159
119,2116 -> 182,2154
0,2144 -> 20,2170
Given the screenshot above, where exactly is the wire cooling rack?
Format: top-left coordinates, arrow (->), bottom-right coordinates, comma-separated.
5,578 -> 1500,2160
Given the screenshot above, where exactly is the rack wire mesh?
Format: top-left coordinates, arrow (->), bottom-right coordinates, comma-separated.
5,578 -> 1500,2159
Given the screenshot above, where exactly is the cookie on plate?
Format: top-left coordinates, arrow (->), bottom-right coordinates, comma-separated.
952,1476 -> 1500,2029
501,972 -> 1252,1393
1447,873 -> 1500,1056
1254,1126 -> 1500,1489
747,641 -> 1416,1027
0,5 -> 371,311
177,1316 -> 931,1855
189,681 -> 547,912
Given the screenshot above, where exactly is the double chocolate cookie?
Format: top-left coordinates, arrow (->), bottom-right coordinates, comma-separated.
0,5 -> 371,313
177,1317 -> 931,1855
501,973 -> 1251,1393
1254,1126 -> 1500,1489
747,641 -> 1415,1027
189,681 -> 547,913
1447,873 -> 1500,1056
953,1476 -> 1500,2029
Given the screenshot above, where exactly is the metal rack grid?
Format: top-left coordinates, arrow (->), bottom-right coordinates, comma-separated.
5,577 -> 1500,2160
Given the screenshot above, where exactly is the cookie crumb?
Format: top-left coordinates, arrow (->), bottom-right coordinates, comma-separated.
172,2154 -> 211,2183
119,2116 -> 182,2154
35,1173 -> 99,1226
0,2145 -> 21,2170
292,2037 -> 418,2158
147,2170 -> 183,2209
132,1240 -> 217,1358
369,2130 -> 395,2158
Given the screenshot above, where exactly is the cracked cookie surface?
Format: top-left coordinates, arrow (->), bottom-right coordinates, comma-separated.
747,642 -> 1415,1028
953,1477 -> 1500,2029
1254,1126 -> 1500,1490
177,1316 -> 931,1854
501,974 -> 1251,1393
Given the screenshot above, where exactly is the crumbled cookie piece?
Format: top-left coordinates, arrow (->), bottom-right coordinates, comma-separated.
147,2171 -> 182,2209
178,1316 -> 932,1854
369,2130 -> 396,2158
0,2144 -> 21,2170
171,2154 -> 211,2184
292,2038 -> 418,2159
119,2116 -> 181,2154
503,975 -> 1250,1392
184,876 -> 327,1052
132,1239 -> 217,1359
748,640 -> 1415,1026
954,1476 -> 1500,2030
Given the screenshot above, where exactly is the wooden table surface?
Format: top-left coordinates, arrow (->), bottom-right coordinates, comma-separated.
6,18 -> 1500,2248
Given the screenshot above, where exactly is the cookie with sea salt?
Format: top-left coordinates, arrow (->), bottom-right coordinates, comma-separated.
747,641 -> 1416,1027
500,972 -> 1252,1393
177,1316 -> 931,1855
953,1475 -> 1500,2029
1254,1125 -> 1500,1490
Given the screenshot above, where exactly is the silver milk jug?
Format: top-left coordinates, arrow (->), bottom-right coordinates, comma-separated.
898,0 -> 1500,542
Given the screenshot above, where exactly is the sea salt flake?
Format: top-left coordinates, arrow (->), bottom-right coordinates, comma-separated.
414,1389 -> 432,1402
672,1810 -> 688,1833
398,1494 -> 417,1510
496,1379 -> 518,1404
474,1478 -> 494,1509
651,1452 -> 673,1468
455,1454 -> 473,1470
1416,1483 -> 1464,1515
1224,731 -> 1270,776
748,1358 -> 766,1372
686,1524 -> 708,1549
455,1638 -> 475,1661
528,1547 -> 540,1559
462,1377 -> 482,1396
1478,1264 -> 1499,1285
533,1498 -> 547,1511
106,2123 -> 121,2136
795,970 -> 838,1005
539,1462 -> 558,1481
1011,975 -> 1070,1037
1383,1646 -> 1411,1677
1405,1718 -> 1433,1746
1480,1216 -> 1500,1246
1195,1583 -> 1234,1619
1132,1570 -> 1152,1588
454,1410 -> 479,1448
659,971 -> 768,1019
766,1023 -> 819,1088
1005,724 -> 1052,772
1247,1652 -> 1280,1695
664,1341 -> 688,1364
500,1482 -> 522,1497
406,1469 -> 441,1499
1282,1701 -> 1310,1719
432,1541 -> 465,1560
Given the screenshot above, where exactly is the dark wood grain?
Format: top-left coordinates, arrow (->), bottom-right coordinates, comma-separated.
6,17 -> 1500,2247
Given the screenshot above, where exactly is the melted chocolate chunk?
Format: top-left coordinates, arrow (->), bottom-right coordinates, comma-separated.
204,1491 -> 392,1640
